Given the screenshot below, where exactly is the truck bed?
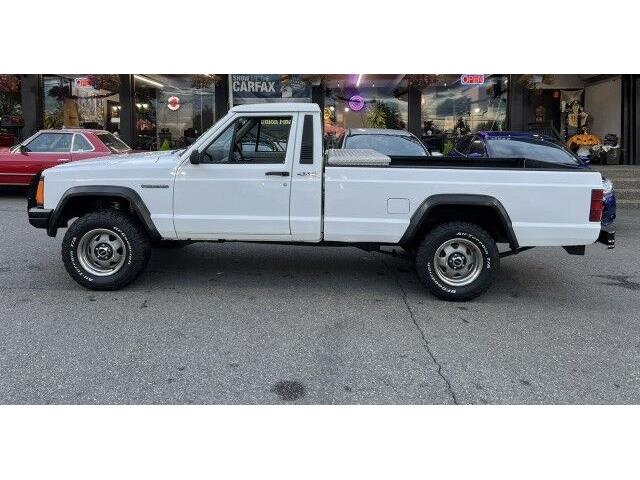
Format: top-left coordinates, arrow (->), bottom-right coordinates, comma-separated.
322,162 -> 602,246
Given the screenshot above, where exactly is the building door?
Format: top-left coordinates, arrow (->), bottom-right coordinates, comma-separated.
527,89 -> 561,136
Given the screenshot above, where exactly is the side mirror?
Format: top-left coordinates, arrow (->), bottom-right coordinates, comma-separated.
19,144 -> 29,154
189,150 -> 201,164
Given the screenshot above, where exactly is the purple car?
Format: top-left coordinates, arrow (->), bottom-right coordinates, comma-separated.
452,131 -> 616,227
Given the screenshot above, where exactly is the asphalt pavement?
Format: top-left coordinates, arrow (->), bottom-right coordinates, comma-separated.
1,188 -> 639,404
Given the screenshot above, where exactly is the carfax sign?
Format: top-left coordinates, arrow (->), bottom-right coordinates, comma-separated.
231,74 -> 311,103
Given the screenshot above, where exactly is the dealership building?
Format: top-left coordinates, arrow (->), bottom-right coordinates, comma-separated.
1,74 -> 638,164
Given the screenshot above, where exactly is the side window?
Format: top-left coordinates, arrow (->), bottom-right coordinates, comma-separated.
201,123 -> 234,163
201,116 -> 292,164
72,134 -> 93,152
26,133 -> 73,153
468,138 -> 487,157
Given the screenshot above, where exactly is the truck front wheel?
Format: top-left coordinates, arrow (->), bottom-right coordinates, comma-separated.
415,222 -> 499,301
61,209 -> 151,290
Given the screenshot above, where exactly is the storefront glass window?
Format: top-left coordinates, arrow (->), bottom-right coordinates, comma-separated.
134,74 -> 216,150
421,74 -> 508,153
42,75 -> 121,132
230,74 -> 312,105
0,75 -> 23,146
324,74 -> 409,147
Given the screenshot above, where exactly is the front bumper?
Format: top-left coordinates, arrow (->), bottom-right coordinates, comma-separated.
28,207 -> 52,229
597,225 -> 615,249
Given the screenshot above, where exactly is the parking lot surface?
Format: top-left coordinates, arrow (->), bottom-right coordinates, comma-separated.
1,189 -> 639,404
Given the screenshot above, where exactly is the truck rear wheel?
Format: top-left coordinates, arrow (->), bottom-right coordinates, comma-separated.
62,209 -> 151,290
415,222 -> 499,301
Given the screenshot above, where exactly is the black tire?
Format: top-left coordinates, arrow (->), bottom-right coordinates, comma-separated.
415,221 -> 499,301
61,209 -> 151,290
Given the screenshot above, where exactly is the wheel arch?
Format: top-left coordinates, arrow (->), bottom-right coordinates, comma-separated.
48,186 -> 161,240
399,194 -> 519,250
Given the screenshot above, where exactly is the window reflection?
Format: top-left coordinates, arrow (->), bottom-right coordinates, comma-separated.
421,74 -> 508,154
42,75 -> 121,132
324,75 -> 408,147
134,74 -> 216,150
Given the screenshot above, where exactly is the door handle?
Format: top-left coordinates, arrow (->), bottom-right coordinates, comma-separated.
265,171 -> 290,177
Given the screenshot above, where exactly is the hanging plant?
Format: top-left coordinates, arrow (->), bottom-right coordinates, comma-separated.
0,75 -> 20,93
406,74 -> 439,89
88,74 -> 120,93
518,74 -> 555,90
191,74 -> 224,89
47,85 -> 70,101
299,74 -> 325,87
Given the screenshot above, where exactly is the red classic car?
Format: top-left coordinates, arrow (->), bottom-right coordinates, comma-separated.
0,129 -> 132,186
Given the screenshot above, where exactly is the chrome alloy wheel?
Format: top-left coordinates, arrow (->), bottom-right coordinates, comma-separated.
77,228 -> 127,277
433,238 -> 483,287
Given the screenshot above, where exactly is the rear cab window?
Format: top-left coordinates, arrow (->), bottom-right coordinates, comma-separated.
96,132 -> 132,153
72,134 -> 93,152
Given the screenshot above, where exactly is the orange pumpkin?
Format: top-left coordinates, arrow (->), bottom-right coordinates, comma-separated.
567,133 -> 601,149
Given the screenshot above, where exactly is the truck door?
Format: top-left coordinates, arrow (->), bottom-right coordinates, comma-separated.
173,114 -> 296,238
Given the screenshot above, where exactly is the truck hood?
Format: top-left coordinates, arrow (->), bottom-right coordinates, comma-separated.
55,150 -> 183,169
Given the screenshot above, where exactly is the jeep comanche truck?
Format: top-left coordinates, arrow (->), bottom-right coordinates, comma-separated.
27,103 -> 614,301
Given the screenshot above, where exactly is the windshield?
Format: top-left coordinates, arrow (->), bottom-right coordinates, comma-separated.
96,133 -> 132,153
345,134 -> 428,156
486,137 -> 580,166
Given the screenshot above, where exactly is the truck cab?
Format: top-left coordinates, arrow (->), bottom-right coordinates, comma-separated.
176,103 -> 323,241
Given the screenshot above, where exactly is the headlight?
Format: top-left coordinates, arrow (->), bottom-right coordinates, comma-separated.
602,178 -> 613,195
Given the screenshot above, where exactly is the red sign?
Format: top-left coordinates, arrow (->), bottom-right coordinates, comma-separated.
167,96 -> 180,111
74,77 -> 92,88
460,74 -> 485,85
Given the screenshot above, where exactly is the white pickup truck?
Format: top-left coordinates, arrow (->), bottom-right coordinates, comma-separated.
28,103 -> 614,301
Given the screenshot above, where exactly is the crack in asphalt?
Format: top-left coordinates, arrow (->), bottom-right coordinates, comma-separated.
380,255 -> 460,405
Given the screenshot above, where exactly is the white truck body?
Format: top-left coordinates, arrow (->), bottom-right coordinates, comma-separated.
40,103 -> 602,246
29,103 -> 612,299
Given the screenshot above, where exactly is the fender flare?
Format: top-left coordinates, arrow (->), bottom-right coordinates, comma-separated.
48,185 -> 161,240
399,194 -> 519,249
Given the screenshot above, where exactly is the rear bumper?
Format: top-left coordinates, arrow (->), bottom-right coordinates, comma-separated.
597,225 -> 615,249
28,207 -> 52,229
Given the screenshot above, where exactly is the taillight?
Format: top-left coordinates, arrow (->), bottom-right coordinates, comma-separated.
35,178 -> 45,208
589,189 -> 604,222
